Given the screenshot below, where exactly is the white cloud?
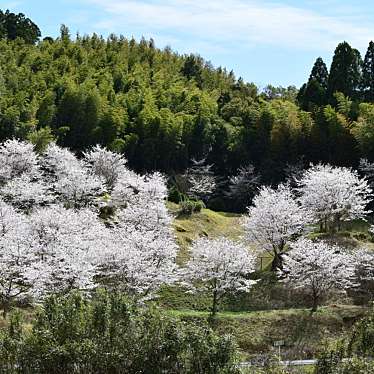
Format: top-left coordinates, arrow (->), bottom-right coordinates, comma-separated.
2,1 -> 23,10
81,0 -> 374,52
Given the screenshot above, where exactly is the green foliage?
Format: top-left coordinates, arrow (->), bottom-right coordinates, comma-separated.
298,57 -> 329,110
27,126 -> 55,153
327,42 -> 362,102
362,41 -> 374,102
315,308 -> 374,373
352,102 -> 374,159
180,199 -> 206,216
0,9 -> 40,44
0,19 -> 373,197
0,291 -> 239,373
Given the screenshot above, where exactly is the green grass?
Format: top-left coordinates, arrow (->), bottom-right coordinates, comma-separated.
163,205 -> 373,360
168,202 -> 244,263
167,305 -> 368,360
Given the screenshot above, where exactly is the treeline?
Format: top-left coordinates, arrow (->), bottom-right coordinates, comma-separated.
1,11 -> 374,188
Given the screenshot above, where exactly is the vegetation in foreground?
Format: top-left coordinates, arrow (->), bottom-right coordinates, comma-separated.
0,291 -> 239,373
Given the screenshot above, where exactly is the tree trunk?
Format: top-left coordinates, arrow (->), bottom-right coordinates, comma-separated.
2,302 -> 9,319
211,290 -> 218,318
311,292 -> 318,314
271,252 -> 283,272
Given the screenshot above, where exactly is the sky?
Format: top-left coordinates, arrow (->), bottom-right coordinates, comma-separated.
3,0 -> 374,87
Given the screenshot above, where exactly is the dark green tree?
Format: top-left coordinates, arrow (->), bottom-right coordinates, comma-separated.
362,41 -> 374,102
181,54 -> 203,87
297,57 -> 329,110
327,41 -> 362,102
0,10 -> 40,44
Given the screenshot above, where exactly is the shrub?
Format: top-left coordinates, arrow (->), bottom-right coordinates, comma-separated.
0,290 -> 239,373
315,308 -> 374,373
180,199 -> 205,215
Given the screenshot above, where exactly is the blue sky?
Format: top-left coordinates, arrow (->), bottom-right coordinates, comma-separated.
3,0 -> 374,87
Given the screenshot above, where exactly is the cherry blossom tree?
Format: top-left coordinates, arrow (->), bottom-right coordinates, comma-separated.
97,172 -> 179,299
0,201 -> 34,316
0,139 -> 179,306
0,174 -> 52,211
284,159 -> 305,188
43,143 -> 104,208
182,158 -> 216,202
354,248 -> 374,302
27,205 -> 110,298
0,139 -> 39,182
297,164 -> 372,232
359,159 -> 374,186
280,238 -> 356,312
53,168 -> 104,208
243,184 -> 309,271
42,142 -> 81,181
226,164 -> 260,211
84,145 -> 127,191
181,237 -> 257,317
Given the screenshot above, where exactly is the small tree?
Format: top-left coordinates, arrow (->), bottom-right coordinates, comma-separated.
182,158 -> 216,202
297,164 -> 372,232
226,164 -> 260,211
280,238 -> 356,312
84,145 -> 127,191
181,237 -> 256,317
354,247 -> 374,302
243,184 -> 309,271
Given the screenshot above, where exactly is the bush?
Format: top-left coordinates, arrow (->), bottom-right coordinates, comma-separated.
0,291 -> 239,373
315,308 -> 374,373
168,186 -> 184,203
180,199 -> 205,215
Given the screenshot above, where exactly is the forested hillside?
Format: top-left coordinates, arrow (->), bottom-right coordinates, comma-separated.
0,11 -> 373,189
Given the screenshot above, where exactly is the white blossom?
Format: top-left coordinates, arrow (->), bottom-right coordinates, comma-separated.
180,237 -> 257,315
43,143 -> 81,180
84,145 -> 127,190
353,248 -> 374,300
226,164 -> 260,209
27,205 -> 109,298
0,174 -> 52,211
297,164 -> 372,232
0,201 -> 34,314
53,167 -> 104,208
97,171 -> 178,299
280,238 -> 356,311
183,158 -> 216,201
243,184 -> 309,270
0,139 -> 39,182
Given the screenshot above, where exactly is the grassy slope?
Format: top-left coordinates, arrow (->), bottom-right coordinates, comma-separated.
165,204 -> 371,360
167,202 -> 245,264
168,305 -> 368,360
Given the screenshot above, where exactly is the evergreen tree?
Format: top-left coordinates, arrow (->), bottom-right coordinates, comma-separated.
297,57 -> 329,110
327,42 -> 362,102
362,41 -> 374,102
0,10 -> 40,44
310,57 -> 329,88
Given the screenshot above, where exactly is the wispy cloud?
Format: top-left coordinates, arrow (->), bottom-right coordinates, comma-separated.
81,0 -> 373,52
2,1 -> 23,10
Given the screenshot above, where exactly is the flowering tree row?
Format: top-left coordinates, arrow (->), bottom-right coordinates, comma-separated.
0,140 -> 258,318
